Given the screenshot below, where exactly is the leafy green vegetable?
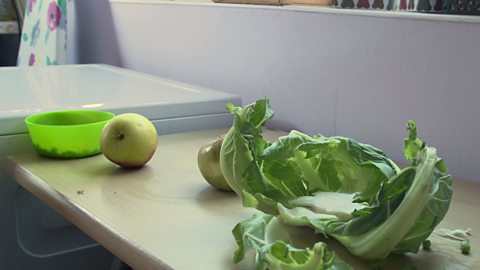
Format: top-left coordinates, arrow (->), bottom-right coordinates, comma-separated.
232,213 -> 352,270
434,227 -> 471,241
221,98 -> 452,263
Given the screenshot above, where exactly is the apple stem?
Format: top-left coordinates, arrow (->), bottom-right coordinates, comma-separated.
117,131 -> 124,140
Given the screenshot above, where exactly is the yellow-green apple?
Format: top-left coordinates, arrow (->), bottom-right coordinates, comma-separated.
197,135 -> 232,191
100,113 -> 157,168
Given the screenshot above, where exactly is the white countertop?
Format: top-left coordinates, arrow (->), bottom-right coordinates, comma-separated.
0,64 -> 240,136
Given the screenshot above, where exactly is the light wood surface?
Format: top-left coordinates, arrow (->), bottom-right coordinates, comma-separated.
3,129 -> 479,270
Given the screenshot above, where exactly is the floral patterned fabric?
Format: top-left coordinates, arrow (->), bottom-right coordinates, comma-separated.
17,0 -> 67,66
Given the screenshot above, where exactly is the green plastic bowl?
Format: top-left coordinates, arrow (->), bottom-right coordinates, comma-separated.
25,110 -> 115,159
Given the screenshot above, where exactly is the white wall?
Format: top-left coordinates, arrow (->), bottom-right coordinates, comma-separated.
77,1 -> 480,182
73,0 -> 122,66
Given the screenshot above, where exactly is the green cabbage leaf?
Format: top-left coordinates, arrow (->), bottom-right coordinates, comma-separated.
221,98 -> 452,263
232,212 -> 352,270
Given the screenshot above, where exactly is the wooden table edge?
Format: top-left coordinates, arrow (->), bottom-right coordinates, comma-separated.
3,157 -> 174,270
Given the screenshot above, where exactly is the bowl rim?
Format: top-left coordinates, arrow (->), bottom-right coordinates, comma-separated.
25,110 -> 115,127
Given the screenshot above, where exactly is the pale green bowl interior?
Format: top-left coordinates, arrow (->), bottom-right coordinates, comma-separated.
25,110 -> 115,159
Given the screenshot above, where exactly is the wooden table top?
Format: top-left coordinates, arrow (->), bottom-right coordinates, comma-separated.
3,129 -> 479,270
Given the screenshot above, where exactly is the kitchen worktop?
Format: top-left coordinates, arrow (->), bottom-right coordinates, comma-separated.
3,129 -> 479,269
